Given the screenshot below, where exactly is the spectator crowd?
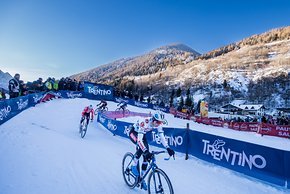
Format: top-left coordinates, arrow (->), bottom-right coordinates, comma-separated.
0,73 -> 84,100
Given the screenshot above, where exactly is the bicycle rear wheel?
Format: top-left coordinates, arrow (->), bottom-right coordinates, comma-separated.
80,120 -> 88,138
148,168 -> 174,194
124,109 -> 130,116
122,152 -> 139,189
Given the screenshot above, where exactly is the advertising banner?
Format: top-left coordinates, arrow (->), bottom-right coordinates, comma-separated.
84,82 -> 114,100
146,127 -> 188,153
188,130 -> 287,187
259,123 -> 290,138
97,113 -> 132,138
0,95 -> 31,125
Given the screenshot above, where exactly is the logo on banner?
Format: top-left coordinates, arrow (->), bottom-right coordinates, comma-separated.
124,126 -> 131,137
153,105 -> 167,112
240,123 -> 248,131
0,105 -> 11,121
67,92 -> 82,98
33,94 -> 43,103
87,86 -> 112,96
115,98 -> 129,103
107,120 -> 117,131
202,139 -> 266,170
17,99 -> 29,110
233,123 -> 240,130
152,131 -> 183,147
134,101 -> 148,108
99,115 -> 106,124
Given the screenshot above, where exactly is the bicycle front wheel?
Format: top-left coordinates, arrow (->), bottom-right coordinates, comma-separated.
94,108 -> 98,115
122,152 -> 139,189
80,121 -> 88,138
148,168 -> 174,194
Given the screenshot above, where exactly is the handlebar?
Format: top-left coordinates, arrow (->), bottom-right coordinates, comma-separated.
151,150 -> 175,161
151,151 -> 166,155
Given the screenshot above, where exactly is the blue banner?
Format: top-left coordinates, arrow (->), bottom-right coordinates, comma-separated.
0,95 -> 32,125
97,113 -> 132,138
29,92 -> 45,106
146,127 -> 187,153
50,90 -> 84,99
84,82 -> 114,101
188,130 -> 287,187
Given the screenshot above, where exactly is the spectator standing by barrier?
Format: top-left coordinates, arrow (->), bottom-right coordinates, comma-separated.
8,73 -> 20,98
19,81 -> 28,96
34,78 -> 44,91
53,80 -> 59,91
44,78 -> 53,91
58,78 -> 65,90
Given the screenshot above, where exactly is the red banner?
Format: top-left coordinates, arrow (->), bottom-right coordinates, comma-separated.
259,123 -> 290,138
210,119 -> 224,127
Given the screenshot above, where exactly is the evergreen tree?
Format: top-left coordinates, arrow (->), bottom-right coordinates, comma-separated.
185,88 -> 192,107
196,100 -> 202,114
223,79 -> 228,88
185,94 -> 193,107
186,88 -> 190,96
179,96 -> 184,107
176,87 -> 182,97
140,94 -> 144,102
169,89 -> 175,107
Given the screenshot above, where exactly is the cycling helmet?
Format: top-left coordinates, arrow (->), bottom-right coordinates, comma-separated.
89,105 -> 93,110
152,111 -> 165,122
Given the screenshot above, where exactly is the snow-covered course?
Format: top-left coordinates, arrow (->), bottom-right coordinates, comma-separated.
0,98 -> 289,194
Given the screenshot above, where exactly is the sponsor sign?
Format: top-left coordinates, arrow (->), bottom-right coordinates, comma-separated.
259,123 -> 290,138
84,82 -> 114,100
188,130 -> 287,187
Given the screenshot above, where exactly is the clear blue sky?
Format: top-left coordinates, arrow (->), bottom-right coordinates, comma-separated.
0,0 -> 290,81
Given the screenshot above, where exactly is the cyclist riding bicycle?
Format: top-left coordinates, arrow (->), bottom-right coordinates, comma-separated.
97,100 -> 107,111
117,101 -> 127,111
128,111 -> 175,190
80,105 -> 94,128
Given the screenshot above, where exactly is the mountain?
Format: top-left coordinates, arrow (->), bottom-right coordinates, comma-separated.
71,43 -> 200,83
71,27 -> 290,108
0,70 -> 13,91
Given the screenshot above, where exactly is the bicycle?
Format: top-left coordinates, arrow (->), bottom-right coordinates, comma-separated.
94,106 -> 108,115
79,117 -> 89,138
115,107 -> 130,116
122,150 -> 174,194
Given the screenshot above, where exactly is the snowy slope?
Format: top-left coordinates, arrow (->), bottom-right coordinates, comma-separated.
0,98 -> 288,194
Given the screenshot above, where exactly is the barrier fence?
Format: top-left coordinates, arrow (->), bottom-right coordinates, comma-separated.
97,112 -> 290,189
